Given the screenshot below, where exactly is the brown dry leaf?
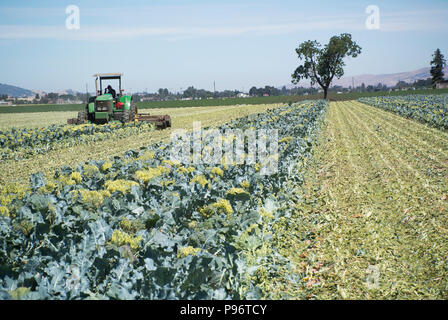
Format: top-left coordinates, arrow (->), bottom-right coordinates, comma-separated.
306,278 -> 320,288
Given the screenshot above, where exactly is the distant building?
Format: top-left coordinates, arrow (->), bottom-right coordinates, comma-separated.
140,97 -> 156,102
237,93 -> 250,98
436,81 -> 448,89
55,98 -> 82,104
16,96 -> 34,102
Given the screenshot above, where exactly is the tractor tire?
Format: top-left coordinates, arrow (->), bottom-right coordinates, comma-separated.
77,111 -> 87,124
130,102 -> 137,122
121,110 -> 130,123
165,116 -> 172,128
86,104 -> 94,122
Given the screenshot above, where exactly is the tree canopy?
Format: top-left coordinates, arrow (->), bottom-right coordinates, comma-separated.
292,33 -> 361,99
430,48 -> 446,88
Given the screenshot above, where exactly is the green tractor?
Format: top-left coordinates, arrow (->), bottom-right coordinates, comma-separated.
68,73 -> 171,129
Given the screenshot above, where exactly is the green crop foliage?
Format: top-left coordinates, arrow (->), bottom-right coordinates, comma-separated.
359,93 -> 448,130
0,100 -> 328,299
0,122 -> 155,161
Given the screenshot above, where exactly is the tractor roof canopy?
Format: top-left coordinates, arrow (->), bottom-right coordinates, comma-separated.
94,73 -> 123,96
93,73 -> 123,80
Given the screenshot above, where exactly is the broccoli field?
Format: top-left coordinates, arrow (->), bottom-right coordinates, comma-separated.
0,95 -> 447,300
0,101 -> 327,299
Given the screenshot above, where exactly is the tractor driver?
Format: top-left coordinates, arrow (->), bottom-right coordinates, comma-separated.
105,85 -> 116,98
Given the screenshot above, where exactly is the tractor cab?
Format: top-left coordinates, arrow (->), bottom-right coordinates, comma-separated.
94,73 -> 123,98
94,73 -> 129,114
84,73 -> 135,124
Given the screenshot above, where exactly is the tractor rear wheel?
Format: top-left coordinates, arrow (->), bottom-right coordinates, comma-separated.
121,110 -> 130,123
77,111 -> 87,124
85,104 -> 94,122
130,103 -> 137,122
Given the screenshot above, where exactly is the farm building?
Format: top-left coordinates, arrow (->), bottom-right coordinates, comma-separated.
436,80 -> 448,89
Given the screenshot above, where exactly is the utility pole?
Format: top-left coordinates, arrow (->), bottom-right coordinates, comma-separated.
352,77 -> 355,91
213,81 -> 216,98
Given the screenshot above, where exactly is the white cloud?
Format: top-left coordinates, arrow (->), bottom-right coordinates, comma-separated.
0,19 -> 362,41
0,7 -> 447,41
379,9 -> 448,31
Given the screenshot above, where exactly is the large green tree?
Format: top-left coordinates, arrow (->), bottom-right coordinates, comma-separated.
292,33 -> 361,99
430,48 -> 446,88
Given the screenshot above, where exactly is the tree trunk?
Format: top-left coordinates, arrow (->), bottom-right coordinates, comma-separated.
323,87 -> 328,99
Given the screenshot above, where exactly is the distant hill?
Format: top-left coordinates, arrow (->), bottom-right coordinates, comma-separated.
332,67 -> 448,88
284,67 -> 448,89
57,89 -> 78,95
0,83 -> 34,97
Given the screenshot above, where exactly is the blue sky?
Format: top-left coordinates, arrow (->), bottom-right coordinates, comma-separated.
1,0 -> 447,92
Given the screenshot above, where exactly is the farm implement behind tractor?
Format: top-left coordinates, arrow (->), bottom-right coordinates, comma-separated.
67,73 -> 171,129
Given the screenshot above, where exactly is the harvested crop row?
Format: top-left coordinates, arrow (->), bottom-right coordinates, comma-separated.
269,101 -> 448,299
0,100 -> 327,300
0,122 -> 155,160
359,94 -> 448,130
